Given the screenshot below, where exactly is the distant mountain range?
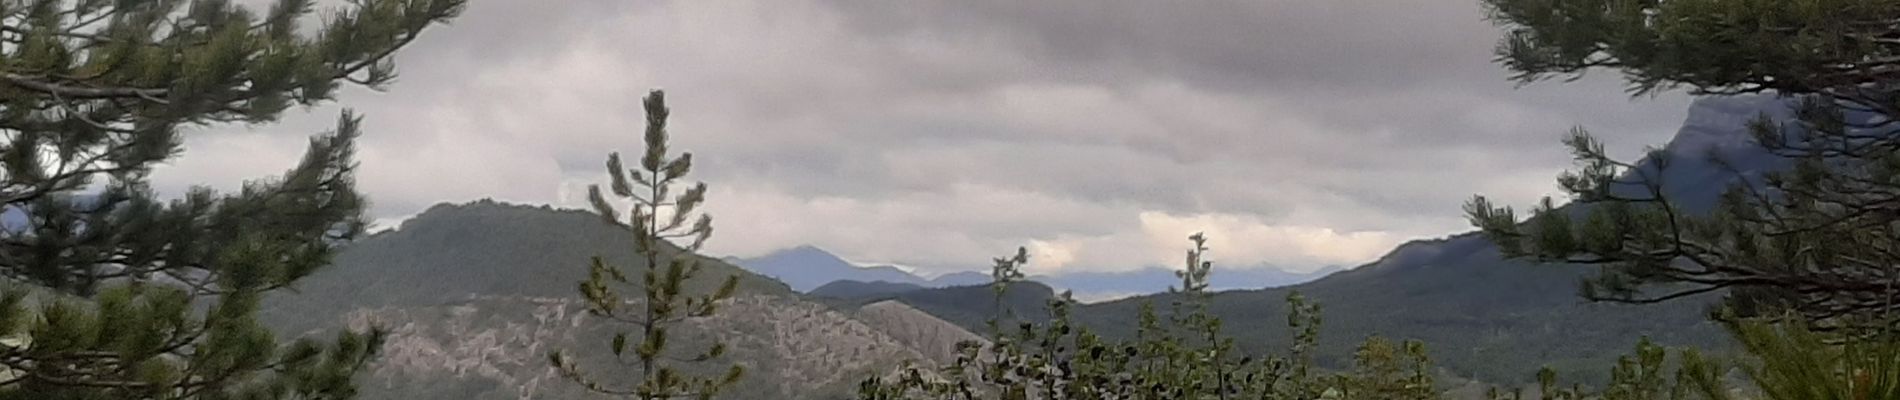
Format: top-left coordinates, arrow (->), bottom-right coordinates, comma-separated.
729,245 -> 1342,300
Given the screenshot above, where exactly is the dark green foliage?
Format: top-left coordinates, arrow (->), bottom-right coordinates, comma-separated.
857,235 -> 1442,400
1471,0 -> 1900,330
550,90 -> 744,400
0,115 -> 392,400
0,0 -> 459,397
1485,337 -> 1714,400
1484,0 -> 1900,97
2,0 -> 463,233
1486,316 -> 1900,400
1334,337 -> 1437,400
1728,318 -> 1900,400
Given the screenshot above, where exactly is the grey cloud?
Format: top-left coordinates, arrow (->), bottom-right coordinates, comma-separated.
825,0 -> 1691,153
153,0 -> 1697,274
827,0 -> 1501,91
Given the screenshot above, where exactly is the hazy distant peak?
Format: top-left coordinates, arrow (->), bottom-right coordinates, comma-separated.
733,245 -> 931,291
778,244 -> 834,255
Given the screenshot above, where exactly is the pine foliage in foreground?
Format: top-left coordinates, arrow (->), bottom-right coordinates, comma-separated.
0,0 -> 461,398
1470,0 -> 1900,332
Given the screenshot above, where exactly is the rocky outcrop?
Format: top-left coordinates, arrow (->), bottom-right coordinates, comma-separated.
853,300 -> 987,364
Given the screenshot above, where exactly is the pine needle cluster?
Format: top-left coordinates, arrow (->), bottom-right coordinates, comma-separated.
0,0 -> 460,397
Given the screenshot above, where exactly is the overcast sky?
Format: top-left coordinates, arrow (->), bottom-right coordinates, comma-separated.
157,0 -> 1694,276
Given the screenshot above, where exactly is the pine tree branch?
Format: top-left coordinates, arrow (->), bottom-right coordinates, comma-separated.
0,73 -> 168,100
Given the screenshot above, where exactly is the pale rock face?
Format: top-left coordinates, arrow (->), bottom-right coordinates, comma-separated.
853,300 -> 988,363
332,294 -> 974,400
345,296 -> 579,400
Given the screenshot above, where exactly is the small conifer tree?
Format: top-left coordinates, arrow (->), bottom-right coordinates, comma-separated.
550,90 -> 744,400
